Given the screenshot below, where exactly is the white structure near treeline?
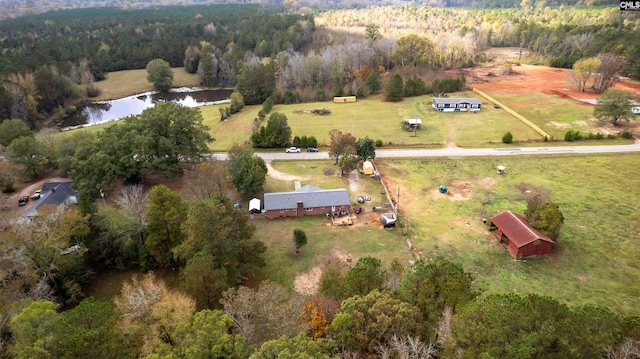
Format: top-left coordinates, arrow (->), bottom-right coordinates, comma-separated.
432,98 -> 482,112
404,118 -> 423,127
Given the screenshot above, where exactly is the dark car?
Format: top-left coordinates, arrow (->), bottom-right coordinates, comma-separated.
307,147 -> 319,152
18,196 -> 29,206
493,103 -> 501,109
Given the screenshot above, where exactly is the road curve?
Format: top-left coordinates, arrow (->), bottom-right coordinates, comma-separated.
211,142 -> 640,161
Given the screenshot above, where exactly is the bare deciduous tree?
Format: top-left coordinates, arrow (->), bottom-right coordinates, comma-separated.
221,280 -> 308,346
606,339 -> 640,359
389,334 -> 438,359
184,160 -> 233,201
593,53 -> 623,93
116,184 -> 148,246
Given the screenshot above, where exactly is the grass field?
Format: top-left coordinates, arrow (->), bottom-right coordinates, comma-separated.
92,68 -> 200,101
481,91 -> 598,140
375,154 -> 640,315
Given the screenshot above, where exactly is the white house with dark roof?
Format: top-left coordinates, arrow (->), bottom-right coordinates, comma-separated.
432,98 -> 482,112
264,185 -> 351,219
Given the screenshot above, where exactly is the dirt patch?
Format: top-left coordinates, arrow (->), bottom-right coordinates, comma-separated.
266,163 -> 306,182
294,266 -> 322,296
429,180 -> 474,201
347,169 -> 361,193
293,246 -> 356,296
575,273 -> 591,282
463,60 -> 640,105
479,177 -> 497,190
516,183 -> 551,202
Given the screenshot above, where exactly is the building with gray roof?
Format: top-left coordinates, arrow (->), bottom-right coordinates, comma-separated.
264,185 -> 351,219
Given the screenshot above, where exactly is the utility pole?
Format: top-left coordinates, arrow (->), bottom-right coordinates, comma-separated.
396,187 -> 400,217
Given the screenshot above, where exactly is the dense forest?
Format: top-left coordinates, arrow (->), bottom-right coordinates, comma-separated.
0,0 -> 621,20
1,3 -> 640,357
1,4 -> 638,128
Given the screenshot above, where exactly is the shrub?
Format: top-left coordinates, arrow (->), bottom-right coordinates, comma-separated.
502,132 -> 513,144
375,139 -> 383,147
564,130 -> 583,141
293,136 -> 301,147
619,130 -> 634,140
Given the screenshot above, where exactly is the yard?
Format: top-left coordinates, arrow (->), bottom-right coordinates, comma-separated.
377,154 -> 640,315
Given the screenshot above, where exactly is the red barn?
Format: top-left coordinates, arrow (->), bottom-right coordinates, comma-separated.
489,210 -> 555,259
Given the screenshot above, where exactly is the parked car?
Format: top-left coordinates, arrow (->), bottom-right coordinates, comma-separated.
31,190 -> 41,200
285,147 -> 301,153
632,107 -> 640,115
18,196 -> 29,206
307,147 -> 318,152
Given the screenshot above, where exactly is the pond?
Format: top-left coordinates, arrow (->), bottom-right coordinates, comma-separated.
60,87 -> 233,129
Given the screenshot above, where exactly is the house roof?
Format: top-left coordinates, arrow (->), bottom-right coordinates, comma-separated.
433,98 -> 482,105
264,185 -> 350,210
490,210 -> 554,248
24,181 -> 77,217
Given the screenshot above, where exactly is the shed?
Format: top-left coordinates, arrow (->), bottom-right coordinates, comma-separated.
404,118 -> 422,127
333,96 -> 357,103
249,198 -> 261,214
489,210 -> 555,259
363,160 -> 374,175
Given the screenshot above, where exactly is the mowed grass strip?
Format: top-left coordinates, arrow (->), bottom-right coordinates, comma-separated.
484,91 -> 597,140
377,154 -> 640,315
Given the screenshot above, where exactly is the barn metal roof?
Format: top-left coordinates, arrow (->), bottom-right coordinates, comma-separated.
490,210 -> 554,248
264,185 -> 350,210
432,98 -> 482,105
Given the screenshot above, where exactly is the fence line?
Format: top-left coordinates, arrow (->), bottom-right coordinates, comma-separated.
473,87 -> 550,139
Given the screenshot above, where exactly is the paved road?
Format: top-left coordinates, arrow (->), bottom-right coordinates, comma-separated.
212,142 -> 640,161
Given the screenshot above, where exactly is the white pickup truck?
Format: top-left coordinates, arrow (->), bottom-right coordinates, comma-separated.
285,147 -> 301,153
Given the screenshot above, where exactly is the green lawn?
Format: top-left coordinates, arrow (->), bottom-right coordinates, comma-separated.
377,154 -> 640,315
253,159 -> 411,288
92,68 -> 200,101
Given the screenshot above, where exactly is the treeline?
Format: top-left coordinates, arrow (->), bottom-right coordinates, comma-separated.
2,250 -> 639,358
0,5 -> 312,76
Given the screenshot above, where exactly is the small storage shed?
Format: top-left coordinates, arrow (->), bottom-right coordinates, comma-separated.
363,160 -> 374,175
489,210 -> 555,259
333,96 -> 357,103
249,198 -> 261,214
404,118 -> 422,127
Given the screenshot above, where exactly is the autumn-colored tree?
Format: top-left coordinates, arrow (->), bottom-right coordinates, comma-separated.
302,295 -> 340,339
184,159 -> 233,201
113,272 -> 196,356
328,129 -> 356,165
572,57 -> 601,92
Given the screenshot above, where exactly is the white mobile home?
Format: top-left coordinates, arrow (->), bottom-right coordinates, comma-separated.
432,98 -> 482,112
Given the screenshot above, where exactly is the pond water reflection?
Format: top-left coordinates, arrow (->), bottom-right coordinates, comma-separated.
61,88 -> 233,128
